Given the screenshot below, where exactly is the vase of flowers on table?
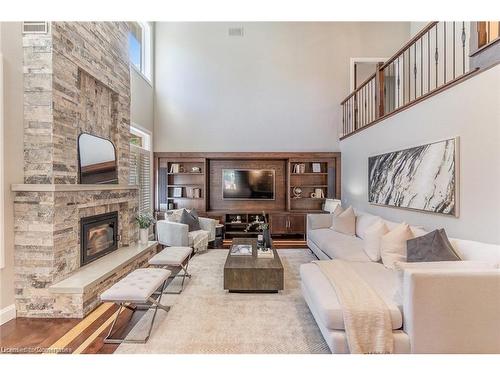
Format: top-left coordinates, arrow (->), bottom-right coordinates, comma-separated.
136,213 -> 156,245
244,211 -> 271,248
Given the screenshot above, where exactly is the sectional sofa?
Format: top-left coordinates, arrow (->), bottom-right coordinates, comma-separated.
301,210 -> 500,353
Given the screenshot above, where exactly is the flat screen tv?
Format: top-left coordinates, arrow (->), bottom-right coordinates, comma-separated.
78,133 -> 118,184
222,169 -> 275,200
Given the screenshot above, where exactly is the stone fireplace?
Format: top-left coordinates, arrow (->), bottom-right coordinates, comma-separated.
12,22 -> 157,318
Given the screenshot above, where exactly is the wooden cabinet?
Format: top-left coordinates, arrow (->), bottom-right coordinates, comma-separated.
288,214 -> 306,234
270,214 -> 289,234
270,213 -> 305,236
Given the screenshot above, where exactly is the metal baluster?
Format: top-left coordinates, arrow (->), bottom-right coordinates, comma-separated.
453,22 -> 456,79
369,80 -> 372,123
462,22 -> 466,74
408,49 -> 411,102
444,22 -> 447,84
342,102 -> 345,136
420,38 -> 423,97
428,30 -> 430,94
397,57 -> 400,108
414,42 -> 417,99
353,94 -> 356,131
435,23 -> 439,89
362,89 -> 365,127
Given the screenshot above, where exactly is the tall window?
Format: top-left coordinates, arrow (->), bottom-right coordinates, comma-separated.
128,22 -> 152,82
129,126 -> 152,214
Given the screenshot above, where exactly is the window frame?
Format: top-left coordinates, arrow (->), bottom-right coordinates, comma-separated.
129,22 -> 153,85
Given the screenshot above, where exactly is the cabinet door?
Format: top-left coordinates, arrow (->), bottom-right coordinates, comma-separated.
270,214 -> 288,235
288,214 -> 305,234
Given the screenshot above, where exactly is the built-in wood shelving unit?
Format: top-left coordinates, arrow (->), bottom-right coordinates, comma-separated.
157,157 -> 207,212
288,159 -> 336,212
154,152 -> 341,241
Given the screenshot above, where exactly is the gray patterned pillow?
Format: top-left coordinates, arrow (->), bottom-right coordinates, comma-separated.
407,229 -> 461,262
179,209 -> 201,232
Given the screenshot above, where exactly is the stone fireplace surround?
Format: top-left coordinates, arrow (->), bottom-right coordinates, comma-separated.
12,23 -> 155,318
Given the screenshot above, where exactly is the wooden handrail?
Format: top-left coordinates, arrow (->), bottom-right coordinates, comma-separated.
340,72 -> 376,105
380,21 -> 438,69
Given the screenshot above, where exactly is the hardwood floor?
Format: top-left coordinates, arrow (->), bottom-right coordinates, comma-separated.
0,302 -> 146,354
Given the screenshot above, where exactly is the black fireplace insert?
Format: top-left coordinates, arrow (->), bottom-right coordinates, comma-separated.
80,211 -> 118,266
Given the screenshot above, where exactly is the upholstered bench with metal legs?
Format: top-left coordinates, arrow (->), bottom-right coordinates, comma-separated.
149,246 -> 193,294
100,268 -> 171,344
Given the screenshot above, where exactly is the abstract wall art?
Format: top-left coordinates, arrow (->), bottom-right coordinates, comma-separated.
368,138 -> 458,216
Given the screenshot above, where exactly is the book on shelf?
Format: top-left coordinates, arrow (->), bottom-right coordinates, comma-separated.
230,244 -> 253,256
170,163 -> 180,173
292,163 -> 305,174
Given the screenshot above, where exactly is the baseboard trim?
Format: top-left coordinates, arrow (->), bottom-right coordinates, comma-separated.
0,304 -> 16,325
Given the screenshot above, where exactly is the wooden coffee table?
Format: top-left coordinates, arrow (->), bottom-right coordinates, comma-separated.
223,238 -> 284,293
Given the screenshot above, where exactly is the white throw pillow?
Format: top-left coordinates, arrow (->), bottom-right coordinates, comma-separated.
356,213 -> 382,239
363,220 -> 389,261
380,222 -> 414,269
330,206 -> 356,236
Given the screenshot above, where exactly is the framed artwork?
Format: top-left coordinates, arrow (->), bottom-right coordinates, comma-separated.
173,187 -> 183,198
368,137 -> 459,216
312,163 -> 321,173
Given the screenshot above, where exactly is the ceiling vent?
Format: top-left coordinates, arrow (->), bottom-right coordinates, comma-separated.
228,27 -> 244,37
22,22 -> 49,34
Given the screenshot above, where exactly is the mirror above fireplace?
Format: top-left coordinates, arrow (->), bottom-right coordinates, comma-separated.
78,133 -> 118,184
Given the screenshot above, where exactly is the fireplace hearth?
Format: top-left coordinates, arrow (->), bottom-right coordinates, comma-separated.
80,212 -> 119,266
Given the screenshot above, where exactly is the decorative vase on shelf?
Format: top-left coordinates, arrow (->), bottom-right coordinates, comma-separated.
263,227 -> 271,249
139,228 -> 149,245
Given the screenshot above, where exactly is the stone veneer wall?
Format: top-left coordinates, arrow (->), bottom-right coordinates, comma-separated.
24,22 -> 130,184
14,22 -> 142,318
14,189 -> 139,317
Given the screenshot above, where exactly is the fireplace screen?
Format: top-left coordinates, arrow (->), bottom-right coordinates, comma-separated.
81,212 -> 118,266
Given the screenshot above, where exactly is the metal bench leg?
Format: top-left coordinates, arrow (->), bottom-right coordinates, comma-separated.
163,254 -> 192,294
103,280 -> 169,344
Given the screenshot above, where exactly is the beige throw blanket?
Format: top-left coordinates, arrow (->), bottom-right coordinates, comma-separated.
313,260 -> 394,354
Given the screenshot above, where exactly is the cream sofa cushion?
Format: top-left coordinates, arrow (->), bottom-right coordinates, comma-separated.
381,223 -> 414,269
308,228 -> 370,261
394,260 -> 499,271
449,238 -> 500,265
363,220 -> 389,261
300,262 -> 403,330
331,206 -> 356,236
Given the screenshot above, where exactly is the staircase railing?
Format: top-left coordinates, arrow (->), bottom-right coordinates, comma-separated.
340,21 -> 476,140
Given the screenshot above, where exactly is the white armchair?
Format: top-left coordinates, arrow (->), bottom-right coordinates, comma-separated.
156,217 -> 217,252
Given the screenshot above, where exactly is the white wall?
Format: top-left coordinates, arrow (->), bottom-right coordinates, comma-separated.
341,64 -> 500,244
0,22 -> 23,312
154,22 -> 410,152
131,69 -> 154,132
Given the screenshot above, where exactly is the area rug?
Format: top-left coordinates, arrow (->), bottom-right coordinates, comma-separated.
115,249 -> 330,354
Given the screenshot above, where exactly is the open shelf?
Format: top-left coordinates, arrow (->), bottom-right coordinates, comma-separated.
167,197 -> 204,200
167,172 -> 205,175
290,172 -> 328,175
157,158 -> 207,212
291,197 -> 326,200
